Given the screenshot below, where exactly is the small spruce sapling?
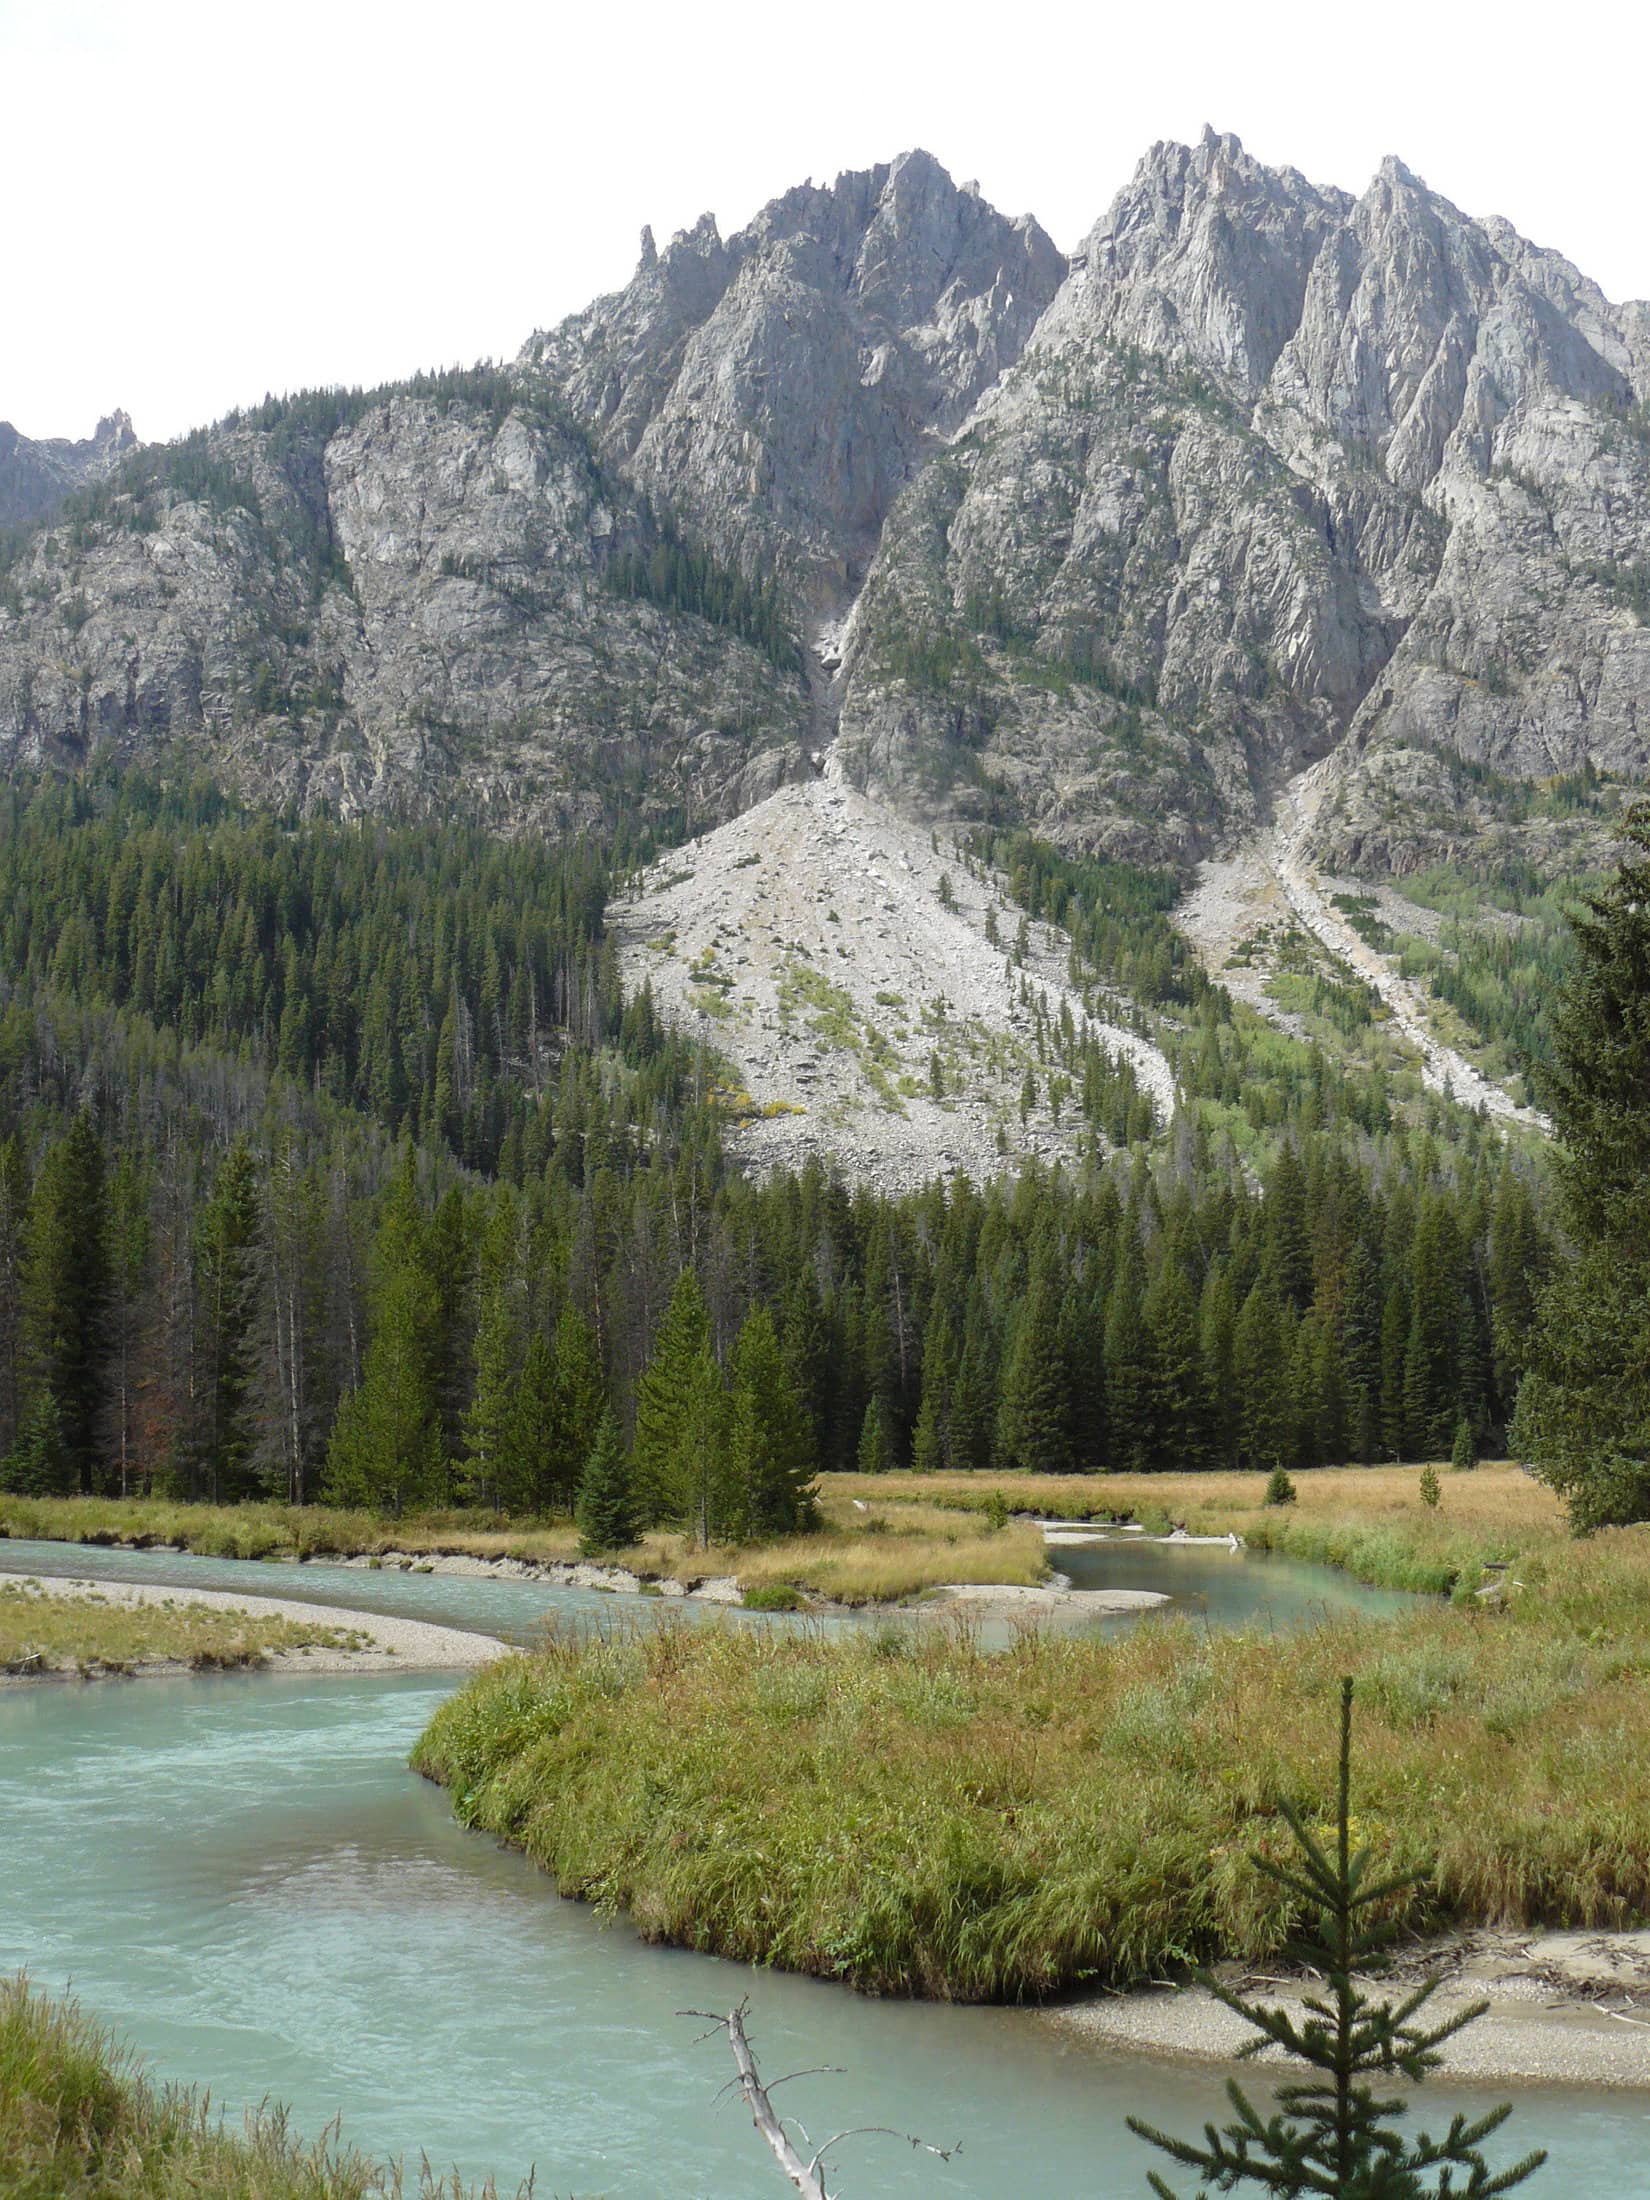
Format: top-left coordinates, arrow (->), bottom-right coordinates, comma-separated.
1419,1464 -> 1442,1509
1451,1420 -> 1477,1474
1128,1678 -> 1545,2199
1264,1465 -> 1298,1507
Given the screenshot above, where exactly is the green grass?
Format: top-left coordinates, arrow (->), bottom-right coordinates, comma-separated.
0,1975 -> 527,2196
413,1521 -> 1650,2003
0,1580 -> 367,1677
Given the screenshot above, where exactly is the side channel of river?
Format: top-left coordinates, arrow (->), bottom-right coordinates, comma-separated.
1,1540 -> 1643,2195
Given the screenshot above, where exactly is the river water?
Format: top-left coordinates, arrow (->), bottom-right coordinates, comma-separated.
0,1538 -> 1643,2196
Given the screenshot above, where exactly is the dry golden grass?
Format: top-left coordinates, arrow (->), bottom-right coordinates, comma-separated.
622,1492 -> 1046,1604
826,1464 -> 1567,1597
0,1579 -> 365,1676
0,1491 -> 1044,1607
417,1521 -> 1650,2001
0,1494 -> 582,1567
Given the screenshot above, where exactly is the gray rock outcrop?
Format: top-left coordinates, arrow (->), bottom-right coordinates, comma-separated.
0,411 -> 138,529
837,130 -> 1650,869
2,135 -> 1648,876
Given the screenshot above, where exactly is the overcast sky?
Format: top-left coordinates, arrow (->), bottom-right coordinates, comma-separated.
6,0 -> 1647,445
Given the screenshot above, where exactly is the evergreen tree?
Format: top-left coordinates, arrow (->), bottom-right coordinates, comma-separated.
504,1330 -> 560,1512
632,1270 -> 717,1528
102,1153 -> 152,1499
3,1390 -> 71,1496
728,1306 -> 818,1538
911,1381 -> 946,1475
1104,1237 -> 1153,1471
548,1301 -> 606,1511
995,1253 -> 1073,1473
463,1287 -> 520,1509
575,1411 -> 635,1556
1401,1198 -> 1461,1461
947,1301 -> 996,1472
1513,805 -> 1650,1526
1234,1283 -> 1288,1471
1145,1254 -> 1204,1471
195,1140 -> 261,1501
1129,1679 -> 1544,2199
0,1134 -> 26,1459
22,1112 -> 107,1491
324,1153 -> 447,1512
857,1395 -> 893,1475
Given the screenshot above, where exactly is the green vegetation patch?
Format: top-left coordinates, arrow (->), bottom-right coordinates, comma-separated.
415,1524 -> 1650,2001
0,1578 -> 366,1676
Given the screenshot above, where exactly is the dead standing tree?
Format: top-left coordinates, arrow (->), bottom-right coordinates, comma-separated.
682,2002 -> 958,2199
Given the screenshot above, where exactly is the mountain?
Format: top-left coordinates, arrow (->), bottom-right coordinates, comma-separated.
838,132 -> 1650,872
527,149 -> 1065,616
0,411 -> 138,529
0,135 -> 1646,878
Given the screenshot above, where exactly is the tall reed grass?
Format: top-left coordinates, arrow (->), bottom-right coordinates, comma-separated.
414,1524 -> 1650,2002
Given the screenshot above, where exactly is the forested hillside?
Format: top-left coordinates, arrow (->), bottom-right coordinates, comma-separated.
0,771 -> 1551,1521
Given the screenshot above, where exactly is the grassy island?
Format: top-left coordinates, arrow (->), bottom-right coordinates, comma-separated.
414,1503 -> 1650,2002
0,1579 -> 365,1678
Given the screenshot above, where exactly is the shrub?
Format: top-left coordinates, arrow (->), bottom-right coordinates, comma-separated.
742,1581 -> 805,1612
1263,1465 -> 1297,1507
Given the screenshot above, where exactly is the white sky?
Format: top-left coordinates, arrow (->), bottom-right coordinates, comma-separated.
5,0 -> 1648,445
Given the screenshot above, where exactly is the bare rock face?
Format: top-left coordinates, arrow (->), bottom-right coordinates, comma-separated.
1,136 -> 1648,877
525,151 -> 1067,611
840,131 -> 1650,869
0,390 -> 806,834
0,411 -> 137,529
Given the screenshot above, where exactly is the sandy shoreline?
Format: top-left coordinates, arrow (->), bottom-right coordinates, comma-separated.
0,1575 -> 509,1680
1048,1930 -> 1650,2090
933,1580 -> 1169,1616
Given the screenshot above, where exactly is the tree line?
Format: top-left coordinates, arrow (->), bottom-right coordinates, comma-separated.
0,767 -> 1562,1534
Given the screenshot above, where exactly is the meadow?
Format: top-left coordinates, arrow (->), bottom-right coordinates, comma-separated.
412,1469 -> 1648,2003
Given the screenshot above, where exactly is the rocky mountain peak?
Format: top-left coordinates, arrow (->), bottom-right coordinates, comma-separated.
1063,129 -> 1351,393
3,133 -> 1649,897
0,408 -> 141,529
525,151 -> 1065,606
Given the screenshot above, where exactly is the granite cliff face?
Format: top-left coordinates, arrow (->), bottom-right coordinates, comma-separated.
0,411 -> 137,529
524,150 -> 1066,615
1,136 -> 1647,873
837,132 -> 1650,870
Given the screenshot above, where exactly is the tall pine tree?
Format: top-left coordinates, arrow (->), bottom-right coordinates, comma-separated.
1513,805 -> 1650,1526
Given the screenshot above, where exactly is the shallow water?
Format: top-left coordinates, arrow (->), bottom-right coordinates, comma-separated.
0,1526 -> 1413,1649
2,1669 -> 1640,2198
1055,1532 -> 1418,1630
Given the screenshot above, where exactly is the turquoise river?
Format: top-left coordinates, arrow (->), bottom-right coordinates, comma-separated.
1,1537 -> 1644,2196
